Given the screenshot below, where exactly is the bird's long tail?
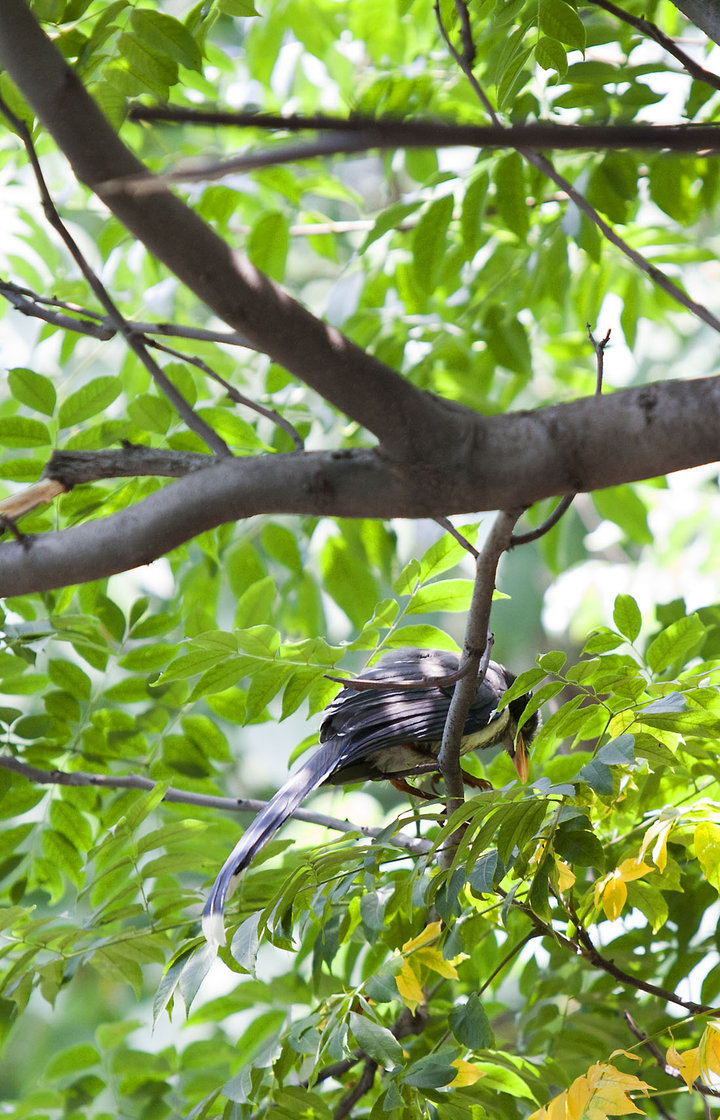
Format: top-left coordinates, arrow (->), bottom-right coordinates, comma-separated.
202,741 -> 342,947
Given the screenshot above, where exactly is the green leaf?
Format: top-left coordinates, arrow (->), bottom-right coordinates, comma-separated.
47,658 -> 91,699
406,579 -> 474,615
321,534 -> 379,629
449,994 -> 494,1049
130,9 -> 202,70
57,377 -> 122,427
534,35 -> 567,75
468,848 -> 499,893
179,942 -> 217,1011
349,1012 -> 403,1068
230,913 -> 261,973
412,194 -> 454,294
613,594 -> 642,642
382,625 -> 460,651
248,211 -> 289,282
493,153 -> 528,239
593,485 -> 652,544
8,368 -> 56,415
0,416 -> 51,447
645,614 -> 705,673
695,821 -> 720,891
45,1043 -> 100,1079
539,0 -> 586,50
403,1052 -> 458,1089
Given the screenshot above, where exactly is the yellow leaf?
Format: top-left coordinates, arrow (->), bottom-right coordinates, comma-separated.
566,1070 -> 593,1118
584,1063 -> 652,1118
666,1042 -> 700,1090
695,822 -> 720,891
402,921 -> 441,953
603,874 -> 628,921
609,1050 -> 642,1063
639,818 -> 673,873
617,858 -> 654,884
531,1063 -> 651,1120
556,857 -> 576,892
395,959 -> 424,1013
699,1020 -> 720,1088
413,947 -> 458,980
450,1059 -> 484,1087
595,875 -> 610,911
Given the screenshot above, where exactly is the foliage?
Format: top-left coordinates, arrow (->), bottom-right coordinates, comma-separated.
2,1 -> 720,1119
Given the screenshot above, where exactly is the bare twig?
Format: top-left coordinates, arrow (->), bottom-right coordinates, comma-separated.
536,894 -> 713,1015
433,517 -> 480,559
511,327 -> 609,546
112,119 -> 720,192
433,5 -> 720,339
510,495 -> 574,547
324,661 -> 472,692
0,755 -> 434,856
588,325 -> 612,396
0,94 -> 231,458
624,1012 -> 720,1100
588,0 -> 720,92
0,278 -> 257,348
148,337 -> 304,450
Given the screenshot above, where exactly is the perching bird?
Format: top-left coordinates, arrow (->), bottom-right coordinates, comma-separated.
202,647 -> 538,946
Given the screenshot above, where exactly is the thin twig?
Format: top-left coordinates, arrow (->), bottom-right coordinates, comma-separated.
587,0 -> 720,93
129,104 -> 720,142
148,336 -> 304,450
433,517 -> 480,558
433,5 -> 720,340
543,894 -> 713,1015
510,495 -> 574,547
324,661 -> 472,692
0,279 -> 256,347
587,325 -> 612,396
0,755 -> 434,856
512,328 -> 609,546
624,1012 -> 720,1101
0,95 -> 231,458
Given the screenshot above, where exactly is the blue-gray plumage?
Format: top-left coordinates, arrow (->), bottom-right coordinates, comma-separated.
202,648 -> 537,946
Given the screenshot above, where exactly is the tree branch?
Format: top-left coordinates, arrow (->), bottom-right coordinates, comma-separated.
0,91 -> 232,459
128,106 -> 720,152
437,509 -> 522,832
589,0 -> 720,91
0,755 -> 434,856
0,0 -> 450,461
2,373 -> 720,593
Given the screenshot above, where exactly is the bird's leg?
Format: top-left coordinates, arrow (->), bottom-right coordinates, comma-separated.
390,777 -> 437,801
460,767 -> 492,792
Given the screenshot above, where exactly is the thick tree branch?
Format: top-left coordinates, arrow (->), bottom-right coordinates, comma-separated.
670,1 -> 720,45
0,0 -> 451,461
1,374 -> 720,594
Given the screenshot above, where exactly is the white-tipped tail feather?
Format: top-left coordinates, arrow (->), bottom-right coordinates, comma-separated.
202,743 -> 341,946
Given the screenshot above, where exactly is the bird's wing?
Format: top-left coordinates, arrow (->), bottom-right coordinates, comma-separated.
321,654 -> 510,756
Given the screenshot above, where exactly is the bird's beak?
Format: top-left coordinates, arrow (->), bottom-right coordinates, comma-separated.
511,731 -> 530,783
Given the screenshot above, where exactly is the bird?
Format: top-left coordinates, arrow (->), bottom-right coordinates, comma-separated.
202,647 -> 538,946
